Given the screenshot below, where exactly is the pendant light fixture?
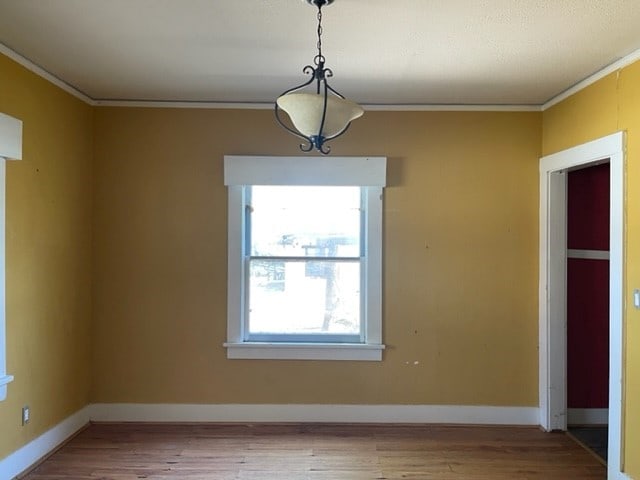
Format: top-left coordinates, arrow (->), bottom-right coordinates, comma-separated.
275,0 -> 364,154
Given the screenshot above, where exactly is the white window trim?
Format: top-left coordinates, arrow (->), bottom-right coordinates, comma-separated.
223,156 -> 386,361
0,112 -> 22,400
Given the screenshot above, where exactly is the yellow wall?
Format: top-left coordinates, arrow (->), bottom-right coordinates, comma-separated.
14,40 -> 639,472
3,35 -> 637,475
0,48 -> 544,465
91,108 -> 541,406
0,55 -> 93,458
543,62 -> 640,477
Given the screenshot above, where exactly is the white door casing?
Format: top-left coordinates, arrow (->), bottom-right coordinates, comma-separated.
539,131 -> 625,478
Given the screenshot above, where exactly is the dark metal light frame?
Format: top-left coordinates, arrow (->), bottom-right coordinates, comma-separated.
274,0 -> 360,154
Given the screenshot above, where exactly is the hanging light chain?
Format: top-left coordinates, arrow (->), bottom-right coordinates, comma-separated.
315,4 -> 324,65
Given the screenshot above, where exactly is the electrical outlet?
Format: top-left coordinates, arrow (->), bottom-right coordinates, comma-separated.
22,405 -> 29,425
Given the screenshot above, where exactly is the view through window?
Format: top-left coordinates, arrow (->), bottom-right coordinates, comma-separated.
247,186 -> 362,342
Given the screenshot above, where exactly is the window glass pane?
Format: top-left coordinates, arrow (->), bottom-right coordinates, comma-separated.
250,186 -> 360,258
248,260 -> 360,336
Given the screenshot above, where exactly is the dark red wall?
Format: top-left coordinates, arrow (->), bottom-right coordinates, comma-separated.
567,163 -> 609,409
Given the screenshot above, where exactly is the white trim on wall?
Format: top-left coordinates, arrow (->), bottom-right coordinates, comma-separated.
542,47 -> 640,110
539,168 -> 568,430
89,403 -> 539,425
567,408 -> 609,426
0,158 -> 10,402
567,249 -> 610,260
223,342 -> 385,361
0,112 -> 22,402
223,155 -> 387,187
3,41 -> 640,112
0,406 -> 90,480
223,156 -> 386,361
539,131 -> 625,480
0,113 -> 22,160
0,43 -> 94,105
95,100 -> 542,112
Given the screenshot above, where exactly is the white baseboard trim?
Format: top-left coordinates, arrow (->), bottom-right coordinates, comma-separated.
89,403 -> 540,425
568,408 -> 609,425
610,472 -> 632,480
0,405 -> 90,480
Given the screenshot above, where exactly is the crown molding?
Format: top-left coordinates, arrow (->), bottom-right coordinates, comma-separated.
0,43 -> 95,105
95,100 -> 541,111
363,104 -> 541,112
542,46 -> 640,110
93,100 -> 274,109
3,41 -> 640,112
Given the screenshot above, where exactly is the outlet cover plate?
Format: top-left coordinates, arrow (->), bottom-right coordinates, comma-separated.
22,405 -> 29,425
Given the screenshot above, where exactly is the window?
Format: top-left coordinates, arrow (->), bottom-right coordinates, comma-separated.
224,156 -> 386,361
0,112 -> 21,400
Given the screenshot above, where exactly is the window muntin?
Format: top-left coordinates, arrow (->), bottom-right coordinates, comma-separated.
246,186 -> 363,343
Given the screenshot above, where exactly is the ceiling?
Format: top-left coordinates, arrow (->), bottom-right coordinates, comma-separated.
1,0 -> 640,107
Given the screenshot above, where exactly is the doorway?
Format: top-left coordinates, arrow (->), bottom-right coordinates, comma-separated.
539,132 -> 624,478
566,162 -> 610,463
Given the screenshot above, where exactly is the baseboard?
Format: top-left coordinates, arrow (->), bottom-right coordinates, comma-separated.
89,403 -> 540,425
609,470 -> 632,480
568,408 -> 609,426
0,405 -> 90,480
607,467 -> 633,480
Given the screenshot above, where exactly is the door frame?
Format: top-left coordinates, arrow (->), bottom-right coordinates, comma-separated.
539,132 -> 625,478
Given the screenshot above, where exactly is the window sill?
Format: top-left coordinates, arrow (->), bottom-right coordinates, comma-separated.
223,342 -> 384,361
0,374 -> 14,401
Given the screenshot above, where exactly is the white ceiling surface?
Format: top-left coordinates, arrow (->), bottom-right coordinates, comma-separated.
1,0 -> 640,106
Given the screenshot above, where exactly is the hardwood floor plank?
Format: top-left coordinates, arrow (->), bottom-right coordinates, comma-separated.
19,423 -> 605,480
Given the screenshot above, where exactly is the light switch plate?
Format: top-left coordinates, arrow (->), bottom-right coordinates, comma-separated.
634,289 -> 640,309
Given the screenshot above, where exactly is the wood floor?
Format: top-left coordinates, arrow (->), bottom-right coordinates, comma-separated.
20,423 -> 605,480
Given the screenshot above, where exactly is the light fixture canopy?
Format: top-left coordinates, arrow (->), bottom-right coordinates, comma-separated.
275,0 -> 364,154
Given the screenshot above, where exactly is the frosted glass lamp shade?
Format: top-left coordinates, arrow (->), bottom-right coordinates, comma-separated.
276,93 -> 364,138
